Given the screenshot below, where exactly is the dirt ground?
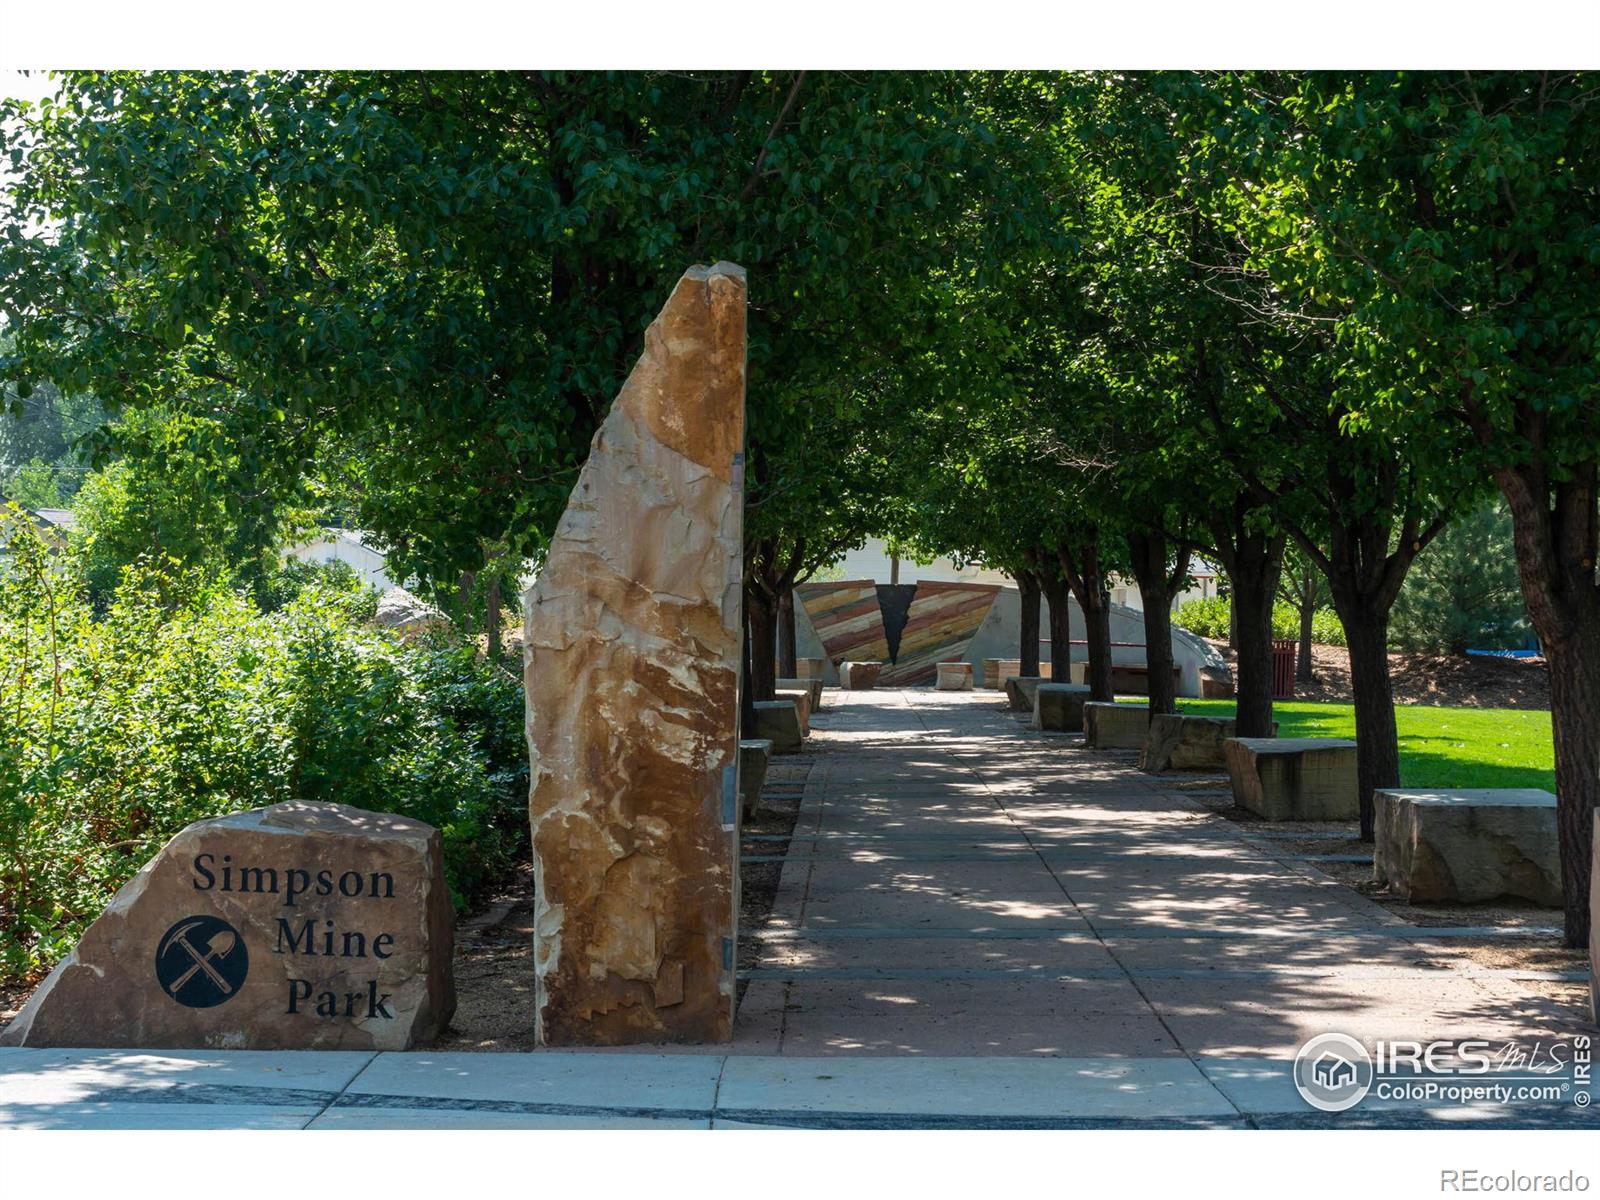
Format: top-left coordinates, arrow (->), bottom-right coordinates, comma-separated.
1208,640 -> 1551,710
423,751 -> 811,1051
1182,780 -> 1591,1021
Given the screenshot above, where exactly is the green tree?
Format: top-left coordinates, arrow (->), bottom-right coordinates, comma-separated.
1205,71 -> 1598,943
0,71 -> 1060,614
1392,499 -> 1528,655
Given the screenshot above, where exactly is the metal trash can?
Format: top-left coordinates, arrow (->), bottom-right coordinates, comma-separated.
1271,639 -> 1296,699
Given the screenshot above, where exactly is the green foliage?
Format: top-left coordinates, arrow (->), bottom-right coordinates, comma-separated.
1175,596 -> 1346,647
1391,499 -> 1529,654
0,71 -> 1064,600
66,405 -> 305,604
0,509 -> 526,985
256,555 -> 378,620
2,458 -> 65,510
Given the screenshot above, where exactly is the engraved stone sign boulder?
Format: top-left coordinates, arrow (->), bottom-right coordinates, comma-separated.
0,801 -> 454,1050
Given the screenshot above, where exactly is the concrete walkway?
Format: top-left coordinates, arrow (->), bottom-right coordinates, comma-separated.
2,688 -> 1593,1129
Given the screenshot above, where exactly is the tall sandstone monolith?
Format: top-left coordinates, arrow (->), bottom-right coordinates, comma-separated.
524,262 -> 747,1045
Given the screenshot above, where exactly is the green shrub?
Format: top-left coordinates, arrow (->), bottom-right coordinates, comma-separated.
0,508 -> 526,985
1174,595 -> 1347,647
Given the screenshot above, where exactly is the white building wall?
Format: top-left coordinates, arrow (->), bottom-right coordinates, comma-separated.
286,530 -> 398,592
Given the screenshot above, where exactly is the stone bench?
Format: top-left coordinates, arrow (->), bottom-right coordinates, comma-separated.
1004,676 -> 1045,713
1139,713 -> 1250,772
775,688 -> 812,736
1083,701 -> 1150,749
795,657 -> 826,680
983,658 -> 1052,690
935,661 -> 974,691
752,699 -> 803,753
1032,682 -> 1092,732
1069,663 -> 1180,695
738,738 -> 773,821
776,676 -> 824,711
1374,789 -> 1561,906
1224,738 -> 1358,820
840,661 -> 882,690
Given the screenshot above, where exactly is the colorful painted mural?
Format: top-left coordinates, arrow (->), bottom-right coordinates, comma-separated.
795,580 -> 1001,685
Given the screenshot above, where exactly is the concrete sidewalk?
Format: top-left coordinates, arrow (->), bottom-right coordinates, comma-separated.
2,1047 -> 1593,1128
737,689 -> 1590,1059
2,688 -> 1593,1129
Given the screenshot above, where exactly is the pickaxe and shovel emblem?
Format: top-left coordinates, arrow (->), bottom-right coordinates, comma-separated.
164,921 -> 238,998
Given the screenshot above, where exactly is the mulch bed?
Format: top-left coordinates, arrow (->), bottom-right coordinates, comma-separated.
1207,640 -> 1551,710
422,752 -> 811,1051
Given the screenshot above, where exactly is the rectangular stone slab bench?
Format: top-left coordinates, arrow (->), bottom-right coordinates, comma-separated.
775,688 -> 812,737
1032,682 -> 1092,732
795,657 -> 826,680
752,699 -> 803,753
935,661 -> 974,691
738,738 -> 773,821
1374,789 -> 1562,906
1224,737 -> 1358,820
776,676 -> 824,711
1004,676 -> 1045,713
983,658 -> 1052,689
1139,713 -> 1247,771
1083,702 -> 1150,750
840,661 -> 882,689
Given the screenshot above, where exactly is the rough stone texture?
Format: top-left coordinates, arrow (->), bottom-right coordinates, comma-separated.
776,688 -> 812,736
738,739 -> 773,822
984,658 -> 1052,689
523,262 -> 746,1047
795,657 -> 826,680
776,676 -> 824,711
1199,670 -> 1235,700
374,587 -> 449,639
1591,814 -> 1599,1024
0,802 -> 453,1050
1374,789 -> 1562,907
840,661 -> 882,689
1004,676 -> 1045,713
1083,702 -> 1151,750
1139,713 -> 1247,772
753,700 -> 803,753
1224,738 -> 1359,821
1031,682 -> 1092,732
936,662 -> 975,691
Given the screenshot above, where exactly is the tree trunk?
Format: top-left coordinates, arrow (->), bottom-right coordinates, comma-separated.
484,573 -> 503,662
777,587 -> 798,679
1496,463 -> 1599,947
1039,572 -> 1072,682
746,585 -> 777,702
456,568 -> 478,636
1082,589 -> 1114,702
1228,534 -> 1285,739
1059,536 -> 1113,702
1297,577 -> 1316,683
1337,605 -> 1401,842
1127,530 -> 1177,715
1018,569 -> 1042,677
740,614 -> 758,739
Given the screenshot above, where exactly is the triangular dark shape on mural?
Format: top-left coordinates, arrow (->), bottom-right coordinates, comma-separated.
875,584 -> 918,663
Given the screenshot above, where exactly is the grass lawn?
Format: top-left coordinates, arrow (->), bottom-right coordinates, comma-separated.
1171,698 -> 1555,792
